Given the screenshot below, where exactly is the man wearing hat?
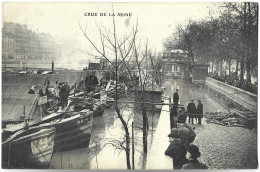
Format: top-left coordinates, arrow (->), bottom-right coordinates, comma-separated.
187,100 -> 196,124
182,144 -> 208,169
196,100 -> 203,125
165,128 -> 187,169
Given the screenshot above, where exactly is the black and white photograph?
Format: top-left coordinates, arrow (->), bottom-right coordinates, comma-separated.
1,2 -> 258,170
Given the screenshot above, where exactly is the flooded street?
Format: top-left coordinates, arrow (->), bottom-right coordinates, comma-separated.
51,79 -> 241,169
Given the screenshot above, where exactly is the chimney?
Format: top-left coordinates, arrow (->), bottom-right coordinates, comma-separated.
52,61 -> 54,72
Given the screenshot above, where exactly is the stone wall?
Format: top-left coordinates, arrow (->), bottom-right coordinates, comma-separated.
205,77 -> 257,113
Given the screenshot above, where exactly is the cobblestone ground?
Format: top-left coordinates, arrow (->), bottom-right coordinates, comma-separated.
192,118 -> 258,169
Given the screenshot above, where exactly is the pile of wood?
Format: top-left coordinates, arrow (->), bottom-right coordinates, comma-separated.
204,110 -> 256,129
106,81 -> 125,99
204,112 -> 245,128
231,109 -> 257,129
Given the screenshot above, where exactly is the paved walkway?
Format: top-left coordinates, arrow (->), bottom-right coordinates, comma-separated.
191,118 -> 257,169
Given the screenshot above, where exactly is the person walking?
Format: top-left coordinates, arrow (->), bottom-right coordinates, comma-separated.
173,89 -> 179,108
182,145 -> 208,169
165,128 -> 188,169
196,100 -> 203,125
187,100 -> 196,124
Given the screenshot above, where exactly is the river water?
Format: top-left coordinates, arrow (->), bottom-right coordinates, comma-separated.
50,79 -> 228,169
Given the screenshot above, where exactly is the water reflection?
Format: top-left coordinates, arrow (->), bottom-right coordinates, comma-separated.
51,79 -> 227,169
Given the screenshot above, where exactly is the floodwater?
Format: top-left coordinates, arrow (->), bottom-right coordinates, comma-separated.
50,79 -> 228,170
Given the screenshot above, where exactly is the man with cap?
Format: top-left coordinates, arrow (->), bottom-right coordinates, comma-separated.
182,144 -> 208,169
196,100 -> 203,125
187,100 -> 196,124
165,128 -> 188,169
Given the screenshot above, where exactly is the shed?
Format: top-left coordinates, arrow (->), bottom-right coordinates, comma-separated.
192,64 -> 209,84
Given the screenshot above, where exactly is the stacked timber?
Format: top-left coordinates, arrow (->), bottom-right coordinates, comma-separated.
230,109 -> 257,129
204,111 -> 256,129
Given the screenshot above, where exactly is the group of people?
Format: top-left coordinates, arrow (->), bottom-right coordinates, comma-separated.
85,72 -> 99,92
165,89 -> 207,169
172,89 -> 204,125
165,116 -> 207,169
187,99 -> 203,125
209,73 -> 257,94
28,85 -> 48,97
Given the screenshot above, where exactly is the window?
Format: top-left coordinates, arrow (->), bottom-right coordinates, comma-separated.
172,65 -> 178,72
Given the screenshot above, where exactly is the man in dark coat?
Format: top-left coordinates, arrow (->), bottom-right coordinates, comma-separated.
59,83 -> 66,108
170,104 -> 178,128
196,100 -> 203,125
64,82 -> 70,106
173,89 -> 179,107
187,100 -> 196,124
182,145 -> 208,169
92,73 -> 99,88
165,128 -> 187,169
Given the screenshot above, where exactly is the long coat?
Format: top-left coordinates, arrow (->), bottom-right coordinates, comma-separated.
196,103 -> 203,115
173,92 -> 179,104
187,102 -> 196,114
165,139 -> 187,169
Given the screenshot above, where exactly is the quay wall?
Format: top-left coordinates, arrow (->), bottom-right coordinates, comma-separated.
146,98 -> 173,169
205,77 -> 257,113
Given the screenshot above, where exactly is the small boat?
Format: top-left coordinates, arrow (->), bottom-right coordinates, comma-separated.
2,127 -> 56,169
37,109 -> 93,152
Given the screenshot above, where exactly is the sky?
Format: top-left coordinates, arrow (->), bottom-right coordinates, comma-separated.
2,2 -> 217,69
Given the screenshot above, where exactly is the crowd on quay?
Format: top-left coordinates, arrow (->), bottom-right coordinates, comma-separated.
209,73 -> 257,94
165,89 -> 208,169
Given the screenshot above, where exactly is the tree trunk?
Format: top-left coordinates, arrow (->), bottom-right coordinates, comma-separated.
240,56 -> 244,83
235,60 -> 239,79
142,104 -> 148,153
246,2 -> 252,83
246,60 -> 251,83
211,61 -> 214,73
228,59 -> 231,76
115,107 -> 131,170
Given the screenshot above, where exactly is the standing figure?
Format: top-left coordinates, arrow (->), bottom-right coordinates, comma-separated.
196,100 -> 203,125
85,73 -> 91,92
173,89 -> 179,108
59,83 -> 66,108
187,100 -> 196,124
182,145 -> 208,169
92,72 -> 99,89
64,82 -> 70,106
165,128 -> 188,169
170,104 -> 178,128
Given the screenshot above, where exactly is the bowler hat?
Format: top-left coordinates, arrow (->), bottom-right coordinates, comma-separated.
187,144 -> 201,158
168,128 -> 180,138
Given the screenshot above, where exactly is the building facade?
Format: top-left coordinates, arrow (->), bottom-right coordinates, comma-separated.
162,49 -> 190,80
2,22 -> 60,60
